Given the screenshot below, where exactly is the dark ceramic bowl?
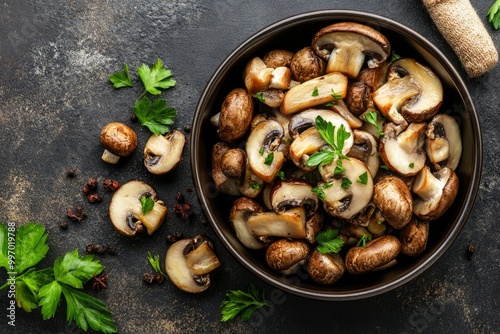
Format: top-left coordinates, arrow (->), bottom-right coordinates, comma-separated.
190,10 -> 482,300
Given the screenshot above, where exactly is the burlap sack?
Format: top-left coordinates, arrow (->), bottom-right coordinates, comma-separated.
423,0 -> 498,77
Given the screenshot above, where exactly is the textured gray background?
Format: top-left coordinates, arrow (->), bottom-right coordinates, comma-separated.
0,0 -> 499,333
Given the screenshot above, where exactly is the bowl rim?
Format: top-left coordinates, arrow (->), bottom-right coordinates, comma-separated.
190,9 -> 483,300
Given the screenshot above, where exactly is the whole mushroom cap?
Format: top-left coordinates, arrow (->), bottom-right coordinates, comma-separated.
100,122 -> 138,157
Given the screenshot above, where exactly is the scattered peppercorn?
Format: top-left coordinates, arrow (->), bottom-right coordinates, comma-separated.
467,243 -> 476,261
67,206 -> 86,222
166,232 -> 183,244
186,186 -> 193,193
86,244 -> 116,255
91,272 -> 108,291
103,179 -> 120,192
60,221 -> 68,229
130,114 -> 138,122
87,193 -> 102,203
66,168 -> 77,178
183,124 -> 192,132
173,203 -> 192,220
82,177 -> 98,194
143,273 -> 165,284
176,192 -> 185,203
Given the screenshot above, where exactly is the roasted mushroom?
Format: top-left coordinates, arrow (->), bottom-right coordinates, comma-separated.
307,249 -> 345,285
263,49 -> 294,68
347,129 -> 379,177
212,142 -> 240,196
248,207 -> 307,239
266,239 -> 309,275
372,58 -> 443,126
312,22 -> 391,78
211,88 -> 254,142
289,46 -> 326,82
108,180 -> 167,236
400,218 -> 429,257
345,235 -> 401,274
270,180 -> 319,216
143,130 -> 186,175
373,175 -> 412,229
165,235 -> 221,293
229,197 -> 267,249
425,114 -> 462,171
412,166 -> 459,220
100,122 -> 138,164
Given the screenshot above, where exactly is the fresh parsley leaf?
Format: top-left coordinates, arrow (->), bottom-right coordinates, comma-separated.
334,159 -> 346,174
390,51 -> 401,62
311,183 -> 333,201
38,280 -> 63,320
255,92 -> 265,102
16,268 -> 54,312
221,284 -> 268,322
0,223 -> 9,269
330,89 -> 342,100
264,152 -> 274,166
380,164 -> 389,170
251,182 -> 261,190
147,251 -> 165,276
305,150 -> 335,167
137,58 -> 176,96
488,0 -> 500,29
314,115 -> 350,160
364,111 -> 384,136
356,234 -> 372,248
312,86 -> 319,96
325,101 -> 337,107
316,229 -> 344,254
134,96 -> 177,135
15,222 -> 49,274
53,249 -> 104,289
357,171 -> 368,185
140,196 -> 155,215
109,63 -> 133,88
259,147 -> 265,155
341,177 -> 352,189
276,170 -> 285,180
409,162 -> 415,169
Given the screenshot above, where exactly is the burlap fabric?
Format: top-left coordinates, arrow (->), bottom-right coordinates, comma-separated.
423,0 -> 498,78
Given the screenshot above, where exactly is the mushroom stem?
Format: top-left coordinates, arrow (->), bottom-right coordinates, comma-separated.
102,149 -> 121,164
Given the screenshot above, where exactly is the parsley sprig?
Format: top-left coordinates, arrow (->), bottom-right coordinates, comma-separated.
305,116 -> 351,167
109,63 -> 133,88
364,110 -> 384,136
137,58 -> 176,97
356,234 -> 372,248
0,223 -> 116,333
147,251 -> 166,276
316,229 -> 344,254
140,195 -> 155,214
488,0 -> 500,29
134,97 -> 177,135
220,284 -> 268,322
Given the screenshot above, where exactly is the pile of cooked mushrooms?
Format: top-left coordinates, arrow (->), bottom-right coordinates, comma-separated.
210,22 -> 462,285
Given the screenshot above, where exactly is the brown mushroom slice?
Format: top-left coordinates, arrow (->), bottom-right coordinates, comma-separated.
266,239 -> 309,275
307,250 -> 345,285
412,166 -> 459,221
289,46 -> 326,82
330,99 -> 363,129
400,218 -> 429,257
373,175 -> 412,229
246,120 -> 285,183
345,235 -> 401,274
238,160 -> 265,199
379,122 -> 427,176
270,180 -> 319,216
230,197 -> 268,250
347,129 -> 379,177
212,88 -> 254,142
100,122 -> 138,164
320,158 -> 374,220
263,49 -> 294,68
280,72 -> 348,115
373,58 -> 443,125
108,180 -> 167,236
143,130 -> 186,175
288,108 -> 353,141
305,212 -> 324,244
165,235 -> 221,293
212,142 -> 240,196
244,57 -> 274,93
247,207 -> 307,239
426,114 -> 462,171
312,22 -> 391,78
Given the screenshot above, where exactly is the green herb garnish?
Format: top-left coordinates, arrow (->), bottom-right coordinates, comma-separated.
316,229 -> 344,254
356,234 -> 372,248
251,182 -> 261,190
341,177 -> 352,189
259,147 -> 265,155
147,251 -> 165,276
311,183 -> 333,201
109,63 -> 133,88
357,171 -> 368,185
364,110 -> 384,136
255,92 -> 265,102
330,89 -> 342,100
276,170 -> 285,180
220,284 -> 268,322
264,152 -> 274,166
140,196 -> 155,215
390,51 -> 401,62
137,58 -> 176,97
409,162 -> 415,169
134,96 -> 177,135
488,0 -> 500,29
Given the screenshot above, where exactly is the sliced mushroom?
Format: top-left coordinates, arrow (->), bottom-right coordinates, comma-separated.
312,22 -> 391,78
100,122 -> 138,164
263,49 -> 294,68
307,250 -> 345,285
289,46 -> 326,82
229,197 -> 267,249
379,122 -> 427,176
345,235 -> 401,274
143,130 -> 186,175
425,114 -> 462,171
266,239 -> 309,275
212,88 -> 254,142
347,129 -> 379,177
280,72 -> 348,115
244,57 -> 274,93
400,218 -> 429,257
288,108 -> 353,141
247,207 -> 307,239
246,119 -> 285,182
212,142 -> 240,196
373,175 -> 412,229
412,166 -> 459,221
305,212 -> 324,244
319,157 -> 374,220
372,58 -> 443,126
165,235 -> 221,293
270,180 -> 319,216
108,180 -> 167,236
329,99 -> 363,129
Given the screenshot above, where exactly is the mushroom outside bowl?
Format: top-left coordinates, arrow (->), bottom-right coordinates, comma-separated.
190,10 -> 482,300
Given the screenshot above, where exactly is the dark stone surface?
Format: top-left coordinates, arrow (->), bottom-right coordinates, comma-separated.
0,1 -> 498,333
